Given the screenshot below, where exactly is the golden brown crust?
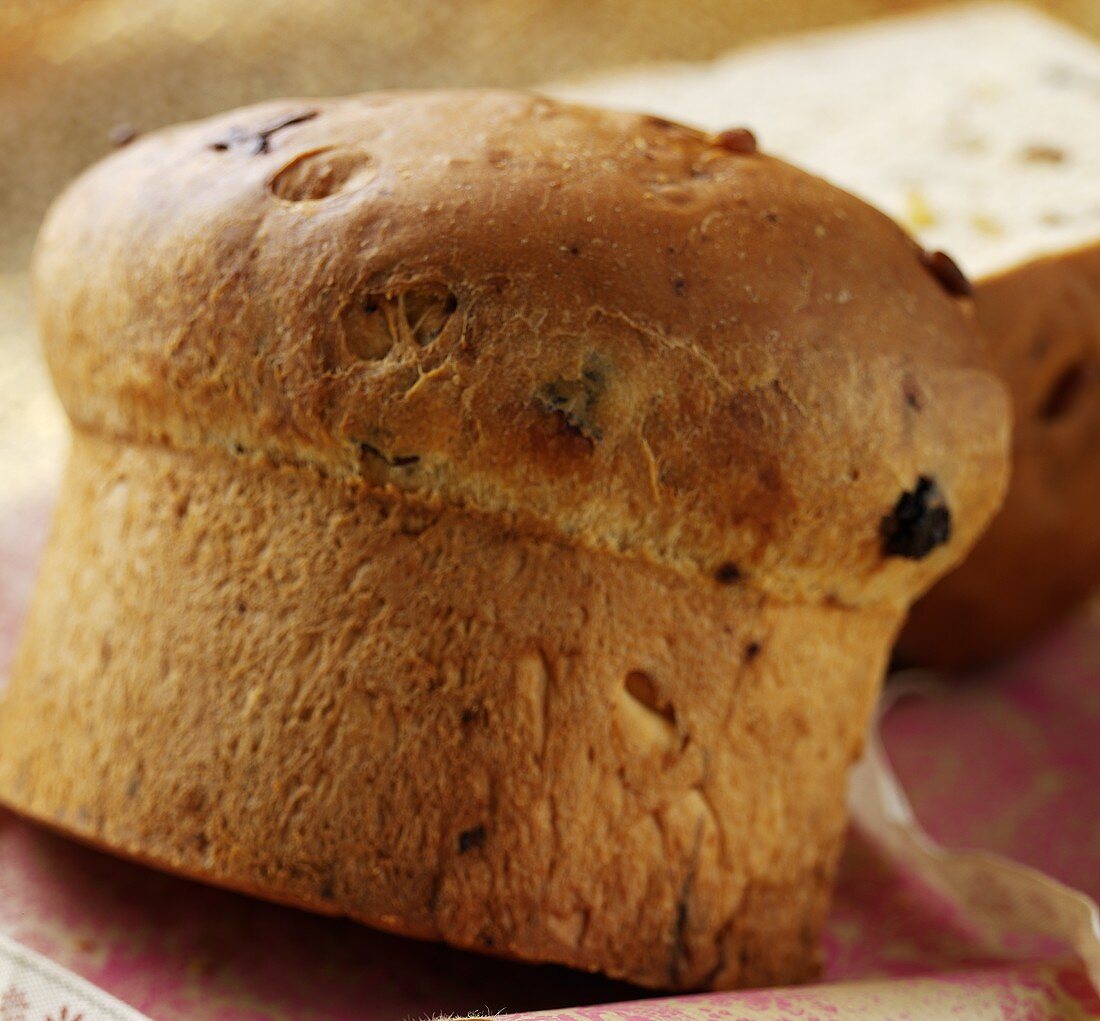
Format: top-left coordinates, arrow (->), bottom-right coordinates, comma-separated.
899,243 -> 1100,667
0,432 -> 892,990
33,90 -> 1009,606
7,91 -> 1013,988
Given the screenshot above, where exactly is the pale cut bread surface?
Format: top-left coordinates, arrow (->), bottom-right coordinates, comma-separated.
0,91 -> 1010,987
555,4 -> 1100,665
552,1 -> 1100,279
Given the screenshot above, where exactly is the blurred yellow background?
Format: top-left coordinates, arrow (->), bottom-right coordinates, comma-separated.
2,0 -> 1098,503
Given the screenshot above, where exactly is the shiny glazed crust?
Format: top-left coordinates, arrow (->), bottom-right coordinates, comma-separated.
1,91 -> 1011,988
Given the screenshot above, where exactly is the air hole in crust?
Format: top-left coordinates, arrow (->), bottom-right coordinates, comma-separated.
269,147 -> 375,201
402,288 -> 458,346
1039,361 -> 1087,420
340,286 -> 459,361
624,670 -> 676,727
341,299 -> 394,361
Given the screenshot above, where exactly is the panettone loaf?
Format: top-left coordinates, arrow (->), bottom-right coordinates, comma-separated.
555,2 -> 1100,667
0,91 -> 1010,989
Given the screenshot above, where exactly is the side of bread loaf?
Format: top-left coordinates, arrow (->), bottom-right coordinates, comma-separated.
0,431 -> 895,989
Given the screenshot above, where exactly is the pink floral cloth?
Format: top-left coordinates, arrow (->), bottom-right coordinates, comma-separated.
0,494 -> 1097,1020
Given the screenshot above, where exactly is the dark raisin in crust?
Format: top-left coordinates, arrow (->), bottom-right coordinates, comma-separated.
881,476 -> 952,560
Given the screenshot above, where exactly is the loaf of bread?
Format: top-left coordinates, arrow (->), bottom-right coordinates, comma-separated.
555,1 -> 1100,667
0,91 -> 1009,989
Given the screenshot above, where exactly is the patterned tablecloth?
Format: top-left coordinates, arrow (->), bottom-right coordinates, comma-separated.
0,492 -> 1097,1020
2,1 -> 1098,1015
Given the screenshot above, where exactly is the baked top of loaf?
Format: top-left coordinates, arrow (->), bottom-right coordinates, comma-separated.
33,90 -> 1009,606
553,1 -> 1100,280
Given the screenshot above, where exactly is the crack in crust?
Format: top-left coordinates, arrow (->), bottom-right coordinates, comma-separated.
209,110 -> 319,155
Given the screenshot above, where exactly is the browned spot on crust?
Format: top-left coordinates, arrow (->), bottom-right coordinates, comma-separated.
536,368 -> 605,441
712,127 -> 758,155
1020,144 -> 1066,164
210,110 -> 318,155
1039,361 -> 1089,420
108,123 -> 140,148
903,379 -> 924,411
920,249 -> 973,297
355,441 -> 420,468
714,562 -> 741,584
644,114 -> 681,132
458,825 -> 485,853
